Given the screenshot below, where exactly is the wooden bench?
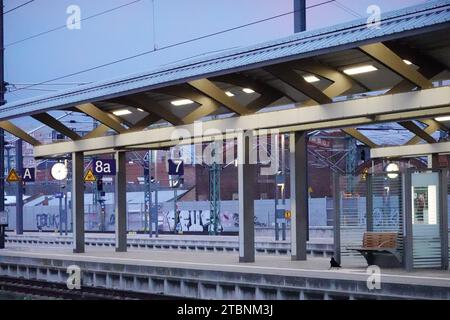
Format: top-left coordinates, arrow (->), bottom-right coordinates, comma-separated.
349,232 -> 402,268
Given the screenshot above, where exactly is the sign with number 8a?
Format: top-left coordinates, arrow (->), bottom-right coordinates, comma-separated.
93,159 -> 116,176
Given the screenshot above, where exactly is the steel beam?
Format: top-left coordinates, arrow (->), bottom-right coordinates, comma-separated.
264,64 -> 332,104
75,104 -> 126,134
83,124 -> 110,139
290,131 -> 308,261
108,112 -> 133,129
0,121 -> 40,146
72,152 -> 85,253
115,151 -> 127,252
359,43 -> 433,89
291,61 -> 377,147
246,94 -> 284,112
289,61 -> 377,147
342,128 -> 378,148
130,114 -> 160,131
214,73 -> 288,106
399,121 -> 436,144
385,42 -> 445,92
371,141 -> 450,158
32,113 -> 81,141
288,60 -> 354,104
383,45 -> 447,143
425,118 -> 449,132
156,85 -> 222,123
237,130 -> 255,262
189,79 -> 249,115
182,103 -> 221,124
33,87 -> 450,157
116,94 -> 184,126
406,119 -> 442,145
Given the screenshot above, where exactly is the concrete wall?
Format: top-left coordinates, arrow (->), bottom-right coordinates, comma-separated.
5,197 -> 331,232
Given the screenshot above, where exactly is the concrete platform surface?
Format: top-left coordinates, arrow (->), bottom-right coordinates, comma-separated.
1,246 -> 449,288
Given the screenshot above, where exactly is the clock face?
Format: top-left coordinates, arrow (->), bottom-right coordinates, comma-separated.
51,163 -> 68,181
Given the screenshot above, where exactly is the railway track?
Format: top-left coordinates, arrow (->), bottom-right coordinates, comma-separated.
0,276 -> 183,300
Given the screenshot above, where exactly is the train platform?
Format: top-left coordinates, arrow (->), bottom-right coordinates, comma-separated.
0,245 -> 449,299
4,232 -> 334,257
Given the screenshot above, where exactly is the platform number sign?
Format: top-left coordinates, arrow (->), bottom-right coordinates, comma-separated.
22,168 -> 35,182
168,159 -> 184,176
93,159 -> 116,176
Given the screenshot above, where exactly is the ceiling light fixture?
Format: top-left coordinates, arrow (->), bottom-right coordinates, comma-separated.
343,65 -> 377,75
242,88 -> 255,94
403,59 -> 413,65
113,109 -> 132,116
171,99 -> 194,106
435,116 -> 450,122
303,75 -> 320,83
225,91 -> 235,97
137,108 -> 144,112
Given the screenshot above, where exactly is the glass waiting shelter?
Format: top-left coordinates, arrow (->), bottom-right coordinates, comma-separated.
335,169 -> 449,271
404,169 -> 449,270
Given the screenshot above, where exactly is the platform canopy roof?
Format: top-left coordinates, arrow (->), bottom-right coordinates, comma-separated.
1,0 -> 450,157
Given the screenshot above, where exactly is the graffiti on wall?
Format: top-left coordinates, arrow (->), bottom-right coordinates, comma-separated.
36,213 -> 60,230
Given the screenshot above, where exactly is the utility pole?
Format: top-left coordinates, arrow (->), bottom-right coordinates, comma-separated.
0,0 -> 6,219
294,0 -> 306,33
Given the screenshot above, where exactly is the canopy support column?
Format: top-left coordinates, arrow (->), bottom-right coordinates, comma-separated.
15,139 -> 23,235
238,131 -> 255,262
115,151 -> 127,252
290,131 -> 309,261
72,152 -> 85,253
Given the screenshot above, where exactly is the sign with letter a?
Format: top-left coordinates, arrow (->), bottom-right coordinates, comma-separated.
22,168 -> 35,182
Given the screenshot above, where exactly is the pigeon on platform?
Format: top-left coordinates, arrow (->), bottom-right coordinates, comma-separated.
329,257 -> 341,269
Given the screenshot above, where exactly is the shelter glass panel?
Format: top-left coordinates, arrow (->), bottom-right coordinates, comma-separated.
339,174 -> 366,264
411,172 -> 441,268
371,173 -> 404,259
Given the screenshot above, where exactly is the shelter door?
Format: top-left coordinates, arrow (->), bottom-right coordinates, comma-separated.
410,171 -> 442,268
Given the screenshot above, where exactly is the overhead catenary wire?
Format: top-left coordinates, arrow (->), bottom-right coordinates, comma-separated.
333,0 -> 363,18
8,0 -> 336,94
3,0 -> 35,15
5,0 -> 142,47
8,82 -> 90,86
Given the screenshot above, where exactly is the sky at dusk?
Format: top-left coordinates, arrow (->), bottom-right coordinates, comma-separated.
3,0 -> 429,104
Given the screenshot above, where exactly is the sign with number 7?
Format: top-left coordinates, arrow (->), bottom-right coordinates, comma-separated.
168,159 -> 184,176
